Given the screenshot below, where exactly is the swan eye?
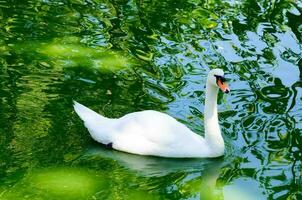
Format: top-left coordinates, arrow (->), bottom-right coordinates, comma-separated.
214,75 -> 226,82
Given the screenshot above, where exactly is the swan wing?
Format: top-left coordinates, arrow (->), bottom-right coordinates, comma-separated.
110,110 -> 208,157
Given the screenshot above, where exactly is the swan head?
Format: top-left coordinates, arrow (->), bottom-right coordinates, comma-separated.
208,69 -> 230,93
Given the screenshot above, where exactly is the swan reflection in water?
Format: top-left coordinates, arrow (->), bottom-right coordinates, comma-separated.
76,144 -> 260,200
77,143 -> 225,199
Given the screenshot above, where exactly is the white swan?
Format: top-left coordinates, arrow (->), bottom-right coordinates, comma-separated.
74,69 -> 230,158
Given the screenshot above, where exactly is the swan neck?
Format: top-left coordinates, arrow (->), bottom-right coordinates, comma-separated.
204,80 -> 224,155
205,84 -> 218,119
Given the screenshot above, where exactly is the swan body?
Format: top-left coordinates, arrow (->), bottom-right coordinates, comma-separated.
74,69 -> 229,158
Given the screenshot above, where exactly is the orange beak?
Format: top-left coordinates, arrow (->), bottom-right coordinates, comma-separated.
217,78 -> 230,93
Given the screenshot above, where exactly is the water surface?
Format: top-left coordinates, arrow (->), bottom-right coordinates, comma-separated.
0,0 -> 302,199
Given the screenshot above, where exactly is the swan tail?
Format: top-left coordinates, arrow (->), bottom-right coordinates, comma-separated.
73,101 -> 109,124
74,101 -> 113,145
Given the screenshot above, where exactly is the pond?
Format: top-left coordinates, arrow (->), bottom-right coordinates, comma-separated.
0,0 -> 301,199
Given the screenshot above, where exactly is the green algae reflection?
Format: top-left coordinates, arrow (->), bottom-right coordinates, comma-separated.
16,37 -> 135,72
1,167 -> 105,200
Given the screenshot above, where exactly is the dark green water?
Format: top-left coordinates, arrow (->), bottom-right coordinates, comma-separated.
0,0 -> 301,199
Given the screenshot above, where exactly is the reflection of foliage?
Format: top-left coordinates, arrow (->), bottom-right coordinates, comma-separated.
223,56 -> 302,198
174,7 -> 219,31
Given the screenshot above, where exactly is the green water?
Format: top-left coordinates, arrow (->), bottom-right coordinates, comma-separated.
0,0 -> 301,199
